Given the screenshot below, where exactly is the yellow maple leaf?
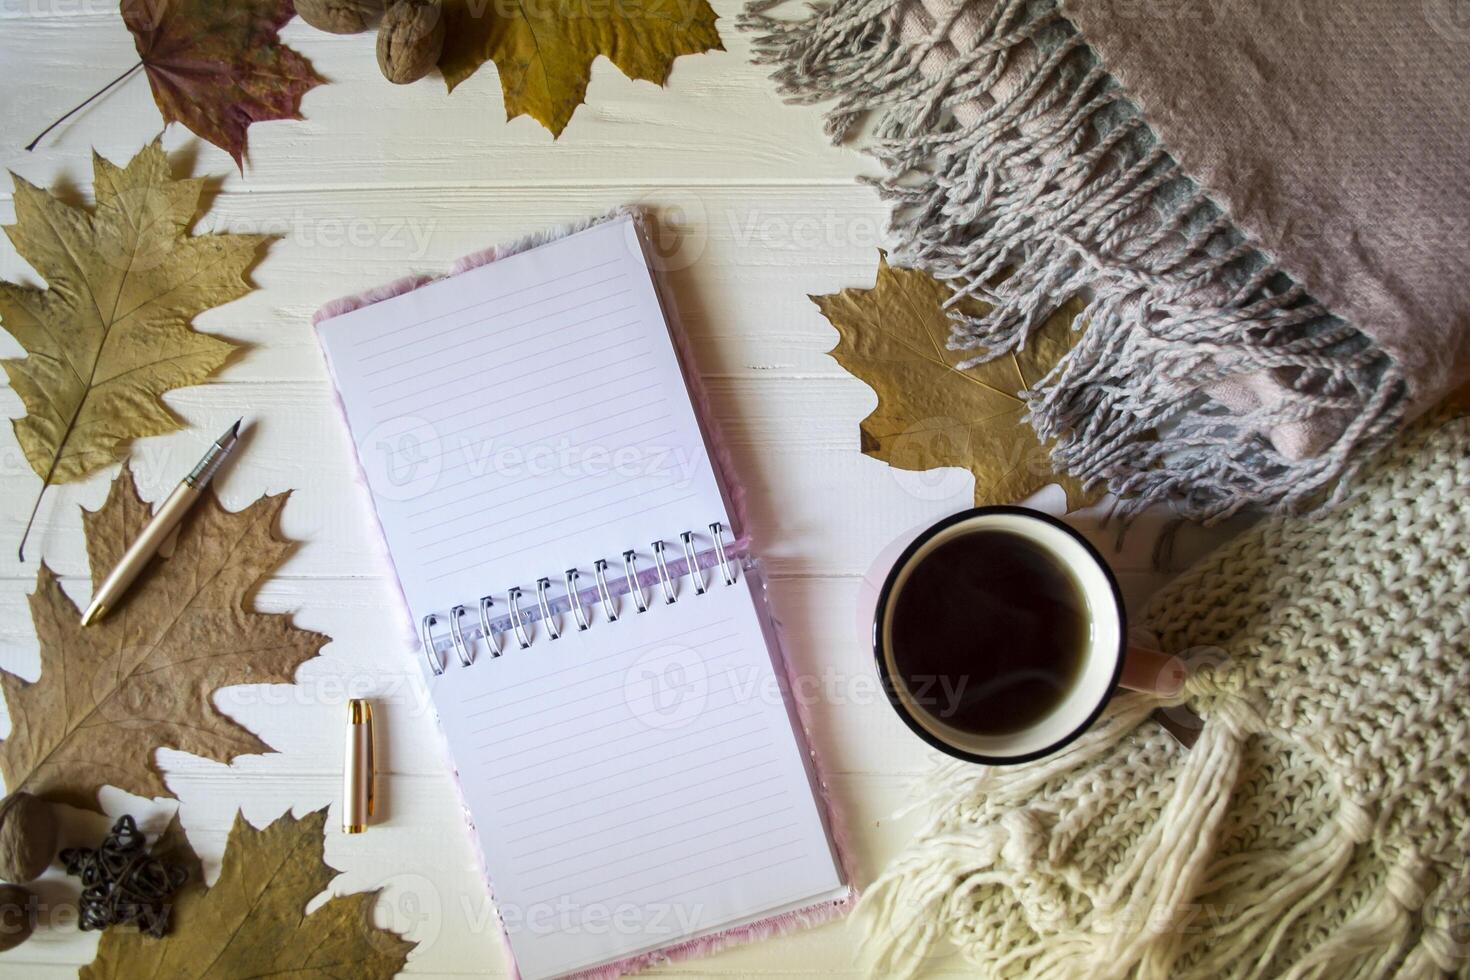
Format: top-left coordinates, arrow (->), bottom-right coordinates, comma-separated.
0,139 -> 271,555
81,810 -> 414,978
438,0 -> 723,137
814,253 -> 1099,512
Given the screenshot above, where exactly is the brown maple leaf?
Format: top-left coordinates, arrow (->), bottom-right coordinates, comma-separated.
122,0 -> 325,166
0,465 -> 328,813
814,253 -> 1101,511
439,0 -> 722,137
82,809 -> 415,979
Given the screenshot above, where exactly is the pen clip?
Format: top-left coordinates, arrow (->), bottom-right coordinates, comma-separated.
364,718 -> 376,818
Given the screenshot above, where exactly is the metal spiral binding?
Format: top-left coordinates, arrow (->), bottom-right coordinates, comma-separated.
593,559 -> 618,623
710,521 -> 736,586
448,605 -> 474,668
565,569 -> 590,631
420,523 -> 740,675
421,613 -> 442,675
651,541 -> 677,605
477,596 -> 503,658
681,531 -> 707,595
623,550 -> 649,614
507,586 -> 532,649
536,578 -> 561,640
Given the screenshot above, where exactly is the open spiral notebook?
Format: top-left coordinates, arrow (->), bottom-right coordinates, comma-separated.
315,214 -> 851,980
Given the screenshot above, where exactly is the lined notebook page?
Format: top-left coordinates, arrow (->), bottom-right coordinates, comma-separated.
430,576 -> 846,980
315,217 -> 729,626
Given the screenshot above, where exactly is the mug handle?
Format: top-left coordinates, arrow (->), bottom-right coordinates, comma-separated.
1119,646 -> 1187,697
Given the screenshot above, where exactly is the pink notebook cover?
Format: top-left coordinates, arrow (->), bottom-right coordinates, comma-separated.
313,210 -> 856,980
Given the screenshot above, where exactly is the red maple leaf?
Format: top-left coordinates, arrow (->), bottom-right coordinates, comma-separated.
122,0 -> 324,167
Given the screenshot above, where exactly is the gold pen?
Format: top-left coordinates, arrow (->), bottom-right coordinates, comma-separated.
344,699 -> 375,833
80,419 -> 243,627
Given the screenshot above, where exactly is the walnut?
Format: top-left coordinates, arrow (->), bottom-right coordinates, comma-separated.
377,0 -> 445,85
297,0 -> 384,34
0,884 -> 34,951
0,793 -> 54,884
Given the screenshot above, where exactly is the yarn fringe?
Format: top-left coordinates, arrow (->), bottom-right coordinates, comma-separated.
740,0 -> 1408,521
851,687 -> 1459,978
854,710 -> 1430,977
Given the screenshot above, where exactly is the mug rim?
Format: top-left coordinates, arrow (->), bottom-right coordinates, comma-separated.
871,505 -> 1128,765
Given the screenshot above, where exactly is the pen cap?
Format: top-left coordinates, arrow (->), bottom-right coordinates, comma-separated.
343,699 -> 375,833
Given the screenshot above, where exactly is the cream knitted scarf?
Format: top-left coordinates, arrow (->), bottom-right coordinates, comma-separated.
853,414 -> 1470,979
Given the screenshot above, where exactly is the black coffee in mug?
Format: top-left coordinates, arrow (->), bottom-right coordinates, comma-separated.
888,529 -> 1091,736
871,507 -> 1128,765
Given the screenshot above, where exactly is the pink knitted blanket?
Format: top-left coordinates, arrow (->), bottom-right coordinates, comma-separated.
743,0 -> 1470,520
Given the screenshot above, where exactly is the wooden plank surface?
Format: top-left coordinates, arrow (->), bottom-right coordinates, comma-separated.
0,5 -> 1237,974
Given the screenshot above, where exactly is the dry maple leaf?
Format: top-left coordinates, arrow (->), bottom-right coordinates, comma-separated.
0,465 -> 327,813
121,0 -> 325,167
151,810 -> 206,886
0,139 -> 270,557
81,808 -> 416,979
814,253 -> 1100,512
438,0 -> 722,137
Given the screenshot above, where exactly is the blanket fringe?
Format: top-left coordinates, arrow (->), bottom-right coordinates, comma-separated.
848,698 -> 1448,979
742,0 -> 1407,521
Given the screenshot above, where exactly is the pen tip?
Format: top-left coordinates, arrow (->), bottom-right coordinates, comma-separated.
223,417 -> 243,441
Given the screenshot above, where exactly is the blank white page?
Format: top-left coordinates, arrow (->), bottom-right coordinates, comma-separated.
315,216 -> 730,628
429,576 -> 846,980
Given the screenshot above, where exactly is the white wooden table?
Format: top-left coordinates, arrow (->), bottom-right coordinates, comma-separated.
0,5 -> 1236,974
